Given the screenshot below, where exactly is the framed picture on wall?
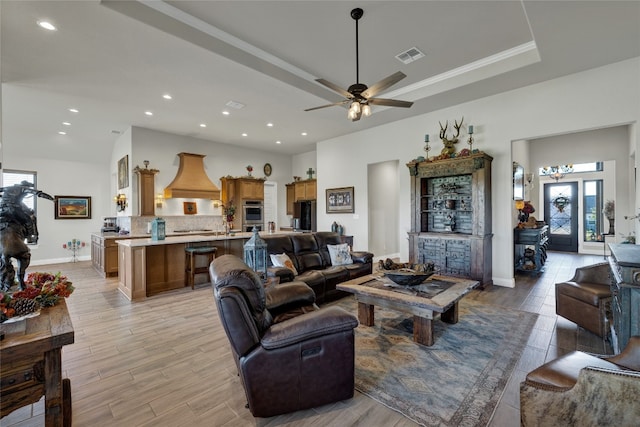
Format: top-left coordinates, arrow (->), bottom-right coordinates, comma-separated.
54,196 -> 92,219
326,186 -> 354,213
118,155 -> 129,189
183,201 -> 197,215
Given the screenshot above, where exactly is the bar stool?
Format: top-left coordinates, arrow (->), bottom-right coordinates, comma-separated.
185,246 -> 217,289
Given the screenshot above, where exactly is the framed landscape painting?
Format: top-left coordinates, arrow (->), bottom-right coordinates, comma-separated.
326,186 -> 354,213
118,155 -> 129,189
55,196 -> 92,219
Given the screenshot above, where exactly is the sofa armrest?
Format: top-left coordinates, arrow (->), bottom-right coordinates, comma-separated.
267,266 -> 294,283
261,306 -> 358,350
351,251 -> 373,264
265,281 -> 315,312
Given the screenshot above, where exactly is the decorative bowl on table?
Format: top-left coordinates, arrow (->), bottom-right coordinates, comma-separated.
383,269 -> 437,286
378,259 -> 438,286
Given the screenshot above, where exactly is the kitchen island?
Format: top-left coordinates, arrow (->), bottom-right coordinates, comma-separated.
115,232 -> 293,300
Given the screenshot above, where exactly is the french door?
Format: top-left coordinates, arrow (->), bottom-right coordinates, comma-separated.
544,182 -> 578,252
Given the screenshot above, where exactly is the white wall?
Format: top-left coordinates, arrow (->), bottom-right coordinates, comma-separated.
2,156 -> 109,264
317,57 -> 640,287
292,151 -> 316,181
368,160 -> 399,257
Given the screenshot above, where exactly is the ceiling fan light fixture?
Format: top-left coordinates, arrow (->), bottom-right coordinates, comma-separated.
305,7 -> 412,120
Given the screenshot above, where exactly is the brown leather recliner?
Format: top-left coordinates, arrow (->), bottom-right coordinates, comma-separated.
555,262 -> 612,337
210,254 -> 358,418
520,336 -> 640,426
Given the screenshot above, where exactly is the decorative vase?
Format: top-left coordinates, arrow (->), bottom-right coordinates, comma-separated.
608,218 -> 615,235
337,224 -> 344,236
331,221 -> 338,233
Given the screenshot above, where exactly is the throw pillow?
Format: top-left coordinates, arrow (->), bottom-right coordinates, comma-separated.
270,253 -> 298,276
327,243 -> 353,266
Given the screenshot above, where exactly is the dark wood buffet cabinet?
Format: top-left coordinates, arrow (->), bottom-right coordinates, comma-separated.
407,153 -> 493,286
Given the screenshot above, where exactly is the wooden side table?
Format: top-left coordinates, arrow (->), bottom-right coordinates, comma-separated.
1,299 -> 75,426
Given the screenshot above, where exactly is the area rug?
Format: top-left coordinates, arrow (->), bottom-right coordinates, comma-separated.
331,296 -> 538,427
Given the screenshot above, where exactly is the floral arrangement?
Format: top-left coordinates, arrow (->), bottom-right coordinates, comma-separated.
603,200 -> 615,219
223,203 -> 236,222
1,272 -> 74,322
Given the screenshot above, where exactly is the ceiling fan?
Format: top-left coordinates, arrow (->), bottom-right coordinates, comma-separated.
305,8 -> 413,121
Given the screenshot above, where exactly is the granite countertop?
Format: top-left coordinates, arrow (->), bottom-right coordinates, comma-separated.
114,230 -> 301,247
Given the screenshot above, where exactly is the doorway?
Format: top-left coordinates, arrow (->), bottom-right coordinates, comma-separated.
544,181 -> 578,252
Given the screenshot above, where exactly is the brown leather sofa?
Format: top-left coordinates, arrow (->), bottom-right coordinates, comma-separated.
263,232 -> 373,304
210,254 -> 359,418
555,262 -> 612,337
520,336 -> 640,426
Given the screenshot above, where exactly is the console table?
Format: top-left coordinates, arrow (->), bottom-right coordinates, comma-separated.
514,225 -> 549,274
0,299 -> 74,426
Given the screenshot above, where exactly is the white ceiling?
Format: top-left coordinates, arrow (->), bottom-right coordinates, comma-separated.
2,1 -> 639,163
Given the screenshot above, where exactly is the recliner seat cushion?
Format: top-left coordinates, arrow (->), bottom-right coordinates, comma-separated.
556,281 -> 611,306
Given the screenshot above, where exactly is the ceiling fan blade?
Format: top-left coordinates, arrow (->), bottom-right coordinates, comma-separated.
304,100 -> 350,112
361,71 -> 407,99
368,98 -> 413,108
315,78 -> 353,99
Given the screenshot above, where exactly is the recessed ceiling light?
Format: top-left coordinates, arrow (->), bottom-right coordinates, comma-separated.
68,108 -> 79,113
37,20 -> 56,31
222,111 -> 230,116
242,133 -> 248,137
301,132 -> 307,136
62,122 -> 71,126
145,111 -> 153,116
58,131 -> 67,135
162,94 -> 172,100
267,123 -> 274,127
276,140 -> 282,144
199,124 -> 207,128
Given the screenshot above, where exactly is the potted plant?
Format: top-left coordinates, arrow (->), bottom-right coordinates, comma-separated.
603,200 -> 615,234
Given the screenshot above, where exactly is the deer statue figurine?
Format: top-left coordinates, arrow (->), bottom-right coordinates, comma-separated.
439,117 -> 464,156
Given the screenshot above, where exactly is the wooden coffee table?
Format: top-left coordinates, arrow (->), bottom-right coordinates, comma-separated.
337,273 -> 479,346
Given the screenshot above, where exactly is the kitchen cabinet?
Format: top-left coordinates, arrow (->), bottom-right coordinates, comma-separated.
91,234 -> 119,277
135,166 -> 159,216
221,177 -> 265,206
286,183 -> 295,214
293,179 -> 316,202
407,152 -> 493,286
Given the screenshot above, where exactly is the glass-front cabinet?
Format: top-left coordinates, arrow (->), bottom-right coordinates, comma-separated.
408,152 -> 493,286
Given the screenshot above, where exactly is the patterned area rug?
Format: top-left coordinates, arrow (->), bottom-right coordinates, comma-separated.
331,296 -> 538,427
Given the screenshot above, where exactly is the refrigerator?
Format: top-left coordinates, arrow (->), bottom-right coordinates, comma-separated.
293,200 -> 317,231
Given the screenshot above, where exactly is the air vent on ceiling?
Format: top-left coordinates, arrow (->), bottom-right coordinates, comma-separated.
395,47 -> 425,64
225,100 -> 245,109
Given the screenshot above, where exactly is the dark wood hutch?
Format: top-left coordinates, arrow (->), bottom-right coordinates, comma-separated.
407,152 -> 493,286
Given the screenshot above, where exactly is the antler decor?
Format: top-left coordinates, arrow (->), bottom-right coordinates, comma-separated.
439,117 -> 463,156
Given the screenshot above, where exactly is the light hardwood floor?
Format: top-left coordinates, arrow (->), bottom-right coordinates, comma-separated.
2,251 -> 608,427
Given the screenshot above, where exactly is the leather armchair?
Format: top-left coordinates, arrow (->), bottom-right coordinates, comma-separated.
555,262 -> 612,337
209,254 -> 358,418
520,336 -> 640,426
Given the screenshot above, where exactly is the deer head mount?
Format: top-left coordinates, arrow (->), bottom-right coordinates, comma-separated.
439,117 -> 464,156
